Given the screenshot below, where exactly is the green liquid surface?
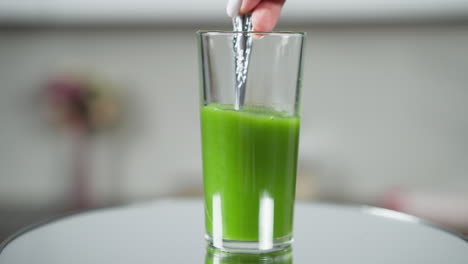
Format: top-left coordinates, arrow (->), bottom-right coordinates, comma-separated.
201,104 -> 300,241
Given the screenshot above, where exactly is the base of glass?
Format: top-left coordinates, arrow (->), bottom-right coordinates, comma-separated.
205,234 -> 293,254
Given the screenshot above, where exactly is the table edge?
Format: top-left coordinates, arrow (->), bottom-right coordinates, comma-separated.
1,198 -> 467,254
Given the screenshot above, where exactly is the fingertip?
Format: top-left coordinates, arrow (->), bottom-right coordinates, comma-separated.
252,33 -> 265,40
251,1 -> 282,32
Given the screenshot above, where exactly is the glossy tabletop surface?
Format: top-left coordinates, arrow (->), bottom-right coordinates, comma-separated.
1,200 -> 468,263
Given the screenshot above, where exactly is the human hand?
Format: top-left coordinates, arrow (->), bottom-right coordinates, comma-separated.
227,0 -> 286,32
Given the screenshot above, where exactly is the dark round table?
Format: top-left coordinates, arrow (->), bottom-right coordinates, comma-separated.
1,199 -> 467,263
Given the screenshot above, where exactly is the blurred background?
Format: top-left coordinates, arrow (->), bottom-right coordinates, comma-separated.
1,0 -> 467,240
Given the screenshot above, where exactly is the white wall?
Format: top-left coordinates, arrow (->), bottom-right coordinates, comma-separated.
0,25 -> 467,208
2,0 -> 468,24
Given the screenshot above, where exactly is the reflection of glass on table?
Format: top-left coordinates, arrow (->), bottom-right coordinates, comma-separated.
205,246 -> 292,264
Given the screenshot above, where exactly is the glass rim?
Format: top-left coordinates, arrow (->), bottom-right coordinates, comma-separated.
197,30 -> 305,37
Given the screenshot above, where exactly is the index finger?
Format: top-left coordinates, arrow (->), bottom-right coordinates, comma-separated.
240,0 -> 262,14
251,0 -> 285,32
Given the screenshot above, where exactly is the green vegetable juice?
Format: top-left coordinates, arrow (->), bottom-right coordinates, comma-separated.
201,104 -> 300,242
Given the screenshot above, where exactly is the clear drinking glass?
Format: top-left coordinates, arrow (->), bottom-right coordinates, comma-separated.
198,31 -> 305,253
